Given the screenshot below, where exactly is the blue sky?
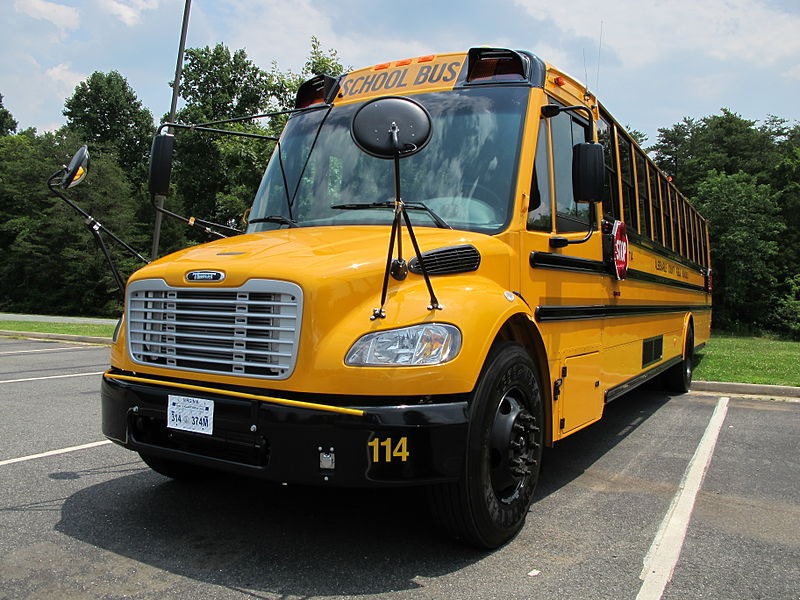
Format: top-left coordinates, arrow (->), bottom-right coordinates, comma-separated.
2,0 -> 799,146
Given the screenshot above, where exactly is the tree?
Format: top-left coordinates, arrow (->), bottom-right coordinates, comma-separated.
63,71 -> 155,174
169,39 -> 344,236
0,128 -> 146,316
0,39 -> 347,317
0,93 -> 16,136
649,118 -> 697,189
304,36 -> 347,78
649,110 -> 781,197
693,171 -> 784,331
624,125 -> 647,148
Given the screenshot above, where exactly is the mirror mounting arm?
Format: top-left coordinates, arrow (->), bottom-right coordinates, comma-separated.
47,169 -> 149,301
351,96 -> 440,320
549,204 -> 597,248
541,103 -> 595,122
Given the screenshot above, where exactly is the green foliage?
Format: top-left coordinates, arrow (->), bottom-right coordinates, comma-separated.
63,71 -> 155,174
624,125 -> 647,147
0,129 -> 146,316
0,93 -> 17,136
304,36 -> 347,79
652,109 -> 800,339
694,171 -> 783,329
650,109 -> 782,196
770,274 -> 800,339
0,38 -> 345,317
170,38 -> 344,241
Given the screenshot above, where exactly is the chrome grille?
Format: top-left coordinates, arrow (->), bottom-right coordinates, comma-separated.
126,279 -> 303,380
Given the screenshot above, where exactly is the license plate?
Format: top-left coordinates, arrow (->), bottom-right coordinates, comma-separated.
167,395 -> 214,435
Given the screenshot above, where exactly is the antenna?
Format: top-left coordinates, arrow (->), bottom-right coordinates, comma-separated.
583,48 -> 590,98
595,20 -> 604,93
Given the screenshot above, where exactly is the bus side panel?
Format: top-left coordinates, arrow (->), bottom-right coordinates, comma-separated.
600,313 -> 685,391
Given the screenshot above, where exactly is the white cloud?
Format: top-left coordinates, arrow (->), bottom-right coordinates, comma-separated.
13,0 -> 80,34
686,72 -> 735,99
513,0 -> 800,69
97,0 -> 160,26
45,63 -> 86,98
785,64 -> 800,82
223,0 -> 432,74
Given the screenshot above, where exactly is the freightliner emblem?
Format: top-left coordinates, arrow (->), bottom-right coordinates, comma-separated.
186,270 -> 225,282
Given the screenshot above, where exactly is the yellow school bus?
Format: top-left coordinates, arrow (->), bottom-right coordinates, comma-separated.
100,48 -> 711,548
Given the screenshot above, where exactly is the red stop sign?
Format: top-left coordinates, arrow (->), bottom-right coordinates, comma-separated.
612,220 -> 629,280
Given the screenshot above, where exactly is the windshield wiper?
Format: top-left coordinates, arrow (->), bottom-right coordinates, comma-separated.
331,201 -> 451,229
248,215 -> 297,227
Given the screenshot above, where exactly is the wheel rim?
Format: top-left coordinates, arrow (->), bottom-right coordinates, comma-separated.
489,389 -> 540,504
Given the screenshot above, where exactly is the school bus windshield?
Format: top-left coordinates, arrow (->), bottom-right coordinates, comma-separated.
247,87 -> 528,235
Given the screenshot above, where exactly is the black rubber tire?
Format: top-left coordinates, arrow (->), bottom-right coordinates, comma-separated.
665,325 -> 694,393
139,453 -> 216,480
428,343 -> 544,548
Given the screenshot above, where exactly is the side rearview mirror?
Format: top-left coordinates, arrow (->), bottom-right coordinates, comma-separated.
572,142 -> 604,203
61,145 -> 89,189
149,133 -> 175,196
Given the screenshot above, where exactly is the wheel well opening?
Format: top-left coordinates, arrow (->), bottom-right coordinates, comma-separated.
685,314 -> 695,356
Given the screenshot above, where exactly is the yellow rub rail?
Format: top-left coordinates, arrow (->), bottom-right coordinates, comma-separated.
103,371 -> 366,417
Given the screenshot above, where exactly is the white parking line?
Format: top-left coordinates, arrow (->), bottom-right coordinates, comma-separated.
0,440 -> 112,467
637,396 -> 730,600
0,371 -> 105,384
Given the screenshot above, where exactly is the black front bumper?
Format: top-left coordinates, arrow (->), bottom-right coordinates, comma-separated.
101,374 -> 469,486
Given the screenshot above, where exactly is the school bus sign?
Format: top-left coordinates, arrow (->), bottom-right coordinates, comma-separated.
338,54 -> 466,101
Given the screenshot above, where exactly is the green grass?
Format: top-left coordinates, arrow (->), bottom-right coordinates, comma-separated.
694,334 -> 800,387
0,320 -> 116,338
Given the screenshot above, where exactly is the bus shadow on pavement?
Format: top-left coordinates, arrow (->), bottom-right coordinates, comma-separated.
54,466 -> 480,596
534,387 -> 674,501
53,388 -> 674,596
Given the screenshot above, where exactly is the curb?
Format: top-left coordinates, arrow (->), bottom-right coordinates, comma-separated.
0,330 -> 112,345
692,380 -> 800,399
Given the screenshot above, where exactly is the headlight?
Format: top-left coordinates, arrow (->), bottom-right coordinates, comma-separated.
345,323 -> 462,367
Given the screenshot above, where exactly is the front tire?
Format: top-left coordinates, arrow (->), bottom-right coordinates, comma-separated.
429,343 -> 544,548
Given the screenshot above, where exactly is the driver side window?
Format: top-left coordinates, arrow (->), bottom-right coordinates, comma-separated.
527,118 -> 552,231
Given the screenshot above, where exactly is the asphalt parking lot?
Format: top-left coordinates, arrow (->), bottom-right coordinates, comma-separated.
1,336 -> 798,600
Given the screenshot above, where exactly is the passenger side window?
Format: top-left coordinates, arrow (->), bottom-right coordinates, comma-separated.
551,107 -> 591,233
597,114 -> 620,222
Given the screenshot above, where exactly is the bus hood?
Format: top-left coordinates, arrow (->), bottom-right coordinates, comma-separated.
118,226 -> 521,394
132,226 -> 513,294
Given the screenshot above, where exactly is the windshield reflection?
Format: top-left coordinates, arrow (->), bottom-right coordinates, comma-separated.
247,87 -> 528,235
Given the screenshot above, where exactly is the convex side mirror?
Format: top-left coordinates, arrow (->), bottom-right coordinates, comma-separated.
149,133 -> 175,196
61,145 -> 89,189
572,142 -> 604,204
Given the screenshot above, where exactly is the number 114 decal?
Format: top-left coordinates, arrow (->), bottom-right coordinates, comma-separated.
367,436 -> 409,463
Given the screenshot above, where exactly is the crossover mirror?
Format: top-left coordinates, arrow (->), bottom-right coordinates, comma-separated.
351,96 -> 432,159
61,145 -> 89,189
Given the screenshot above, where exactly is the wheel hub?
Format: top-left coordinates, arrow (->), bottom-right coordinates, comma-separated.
489,391 -> 540,503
